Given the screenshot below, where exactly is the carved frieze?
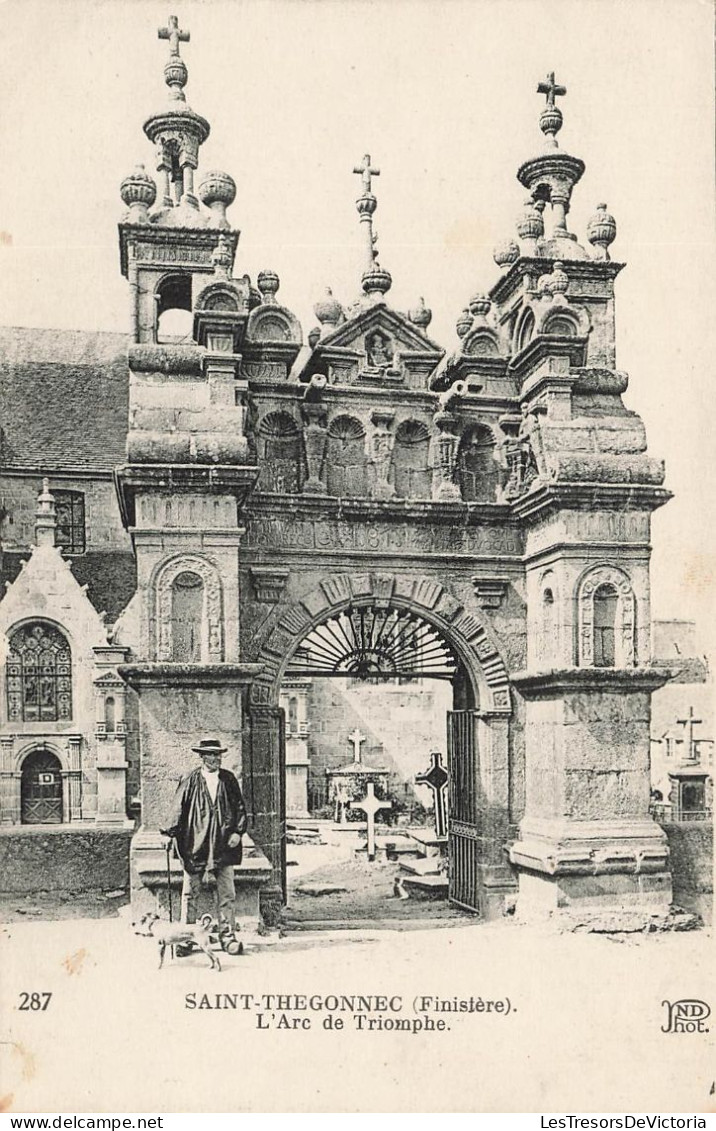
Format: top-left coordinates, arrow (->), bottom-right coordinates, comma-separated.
243,513 -> 521,557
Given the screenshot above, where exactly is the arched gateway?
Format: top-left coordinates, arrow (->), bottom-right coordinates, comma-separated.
244,574 -> 514,917
116,27 -> 672,930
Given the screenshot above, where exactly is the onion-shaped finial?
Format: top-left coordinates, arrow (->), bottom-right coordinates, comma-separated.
199,171 -> 237,226
516,199 -> 545,243
257,270 -> 280,303
456,309 -> 473,338
550,261 -> 569,296
468,294 -> 492,319
408,296 -> 432,328
493,238 -> 520,269
120,166 -> 157,221
314,287 -> 345,326
587,203 -> 617,260
361,264 -> 393,298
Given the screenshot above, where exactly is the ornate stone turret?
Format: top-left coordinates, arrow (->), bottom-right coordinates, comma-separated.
515,72 -> 586,254
143,15 -> 210,216
118,17 -> 242,343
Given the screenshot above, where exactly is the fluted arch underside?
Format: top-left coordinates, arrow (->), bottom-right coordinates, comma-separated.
249,573 -> 511,713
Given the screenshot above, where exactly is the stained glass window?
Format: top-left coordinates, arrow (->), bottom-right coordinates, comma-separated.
6,623 -> 72,722
53,490 -> 86,554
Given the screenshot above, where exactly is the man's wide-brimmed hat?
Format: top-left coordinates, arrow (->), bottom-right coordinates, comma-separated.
192,739 -> 228,756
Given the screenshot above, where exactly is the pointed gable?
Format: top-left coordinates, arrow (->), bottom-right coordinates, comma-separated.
0,543 -> 110,652
299,304 -> 443,391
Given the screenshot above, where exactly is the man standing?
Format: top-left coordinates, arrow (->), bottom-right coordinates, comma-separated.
161,738 -> 248,931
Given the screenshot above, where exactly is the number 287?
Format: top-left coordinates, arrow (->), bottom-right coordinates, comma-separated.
19,992 -> 52,1011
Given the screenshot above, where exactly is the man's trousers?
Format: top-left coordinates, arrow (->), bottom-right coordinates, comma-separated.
181,865 -> 236,929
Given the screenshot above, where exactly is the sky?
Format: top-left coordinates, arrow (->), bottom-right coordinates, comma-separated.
0,0 -> 713,635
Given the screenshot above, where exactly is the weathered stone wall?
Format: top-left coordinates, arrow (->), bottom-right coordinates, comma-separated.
522,688 -> 651,822
304,677 -> 452,812
0,475 -> 131,555
663,823 -> 713,896
0,827 -> 131,894
132,682 -> 244,829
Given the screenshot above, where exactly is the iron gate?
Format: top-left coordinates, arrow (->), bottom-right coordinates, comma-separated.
447,709 -> 481,913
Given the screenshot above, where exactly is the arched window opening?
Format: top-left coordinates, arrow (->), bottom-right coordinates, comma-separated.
516,309 -> 535,352
171,571 -> 204,662
593,584 -> 618,667
104,696 -> 116,733
326,416 -> 367,498
6,623 -> 72,723
156,273 -> 193,343
457,425 -> 499,502
393,420 -> 431,499
21,748 -> 63,825
258,413 -> 302,493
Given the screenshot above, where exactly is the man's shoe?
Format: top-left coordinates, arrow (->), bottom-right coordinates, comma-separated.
174,942 -> 193,958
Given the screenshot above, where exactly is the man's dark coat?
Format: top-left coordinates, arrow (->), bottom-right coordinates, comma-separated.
161,767 -> 248,875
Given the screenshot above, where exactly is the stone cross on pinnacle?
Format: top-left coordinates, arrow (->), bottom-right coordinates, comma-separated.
158,15 -> 190,56
537,71 -> 566,108
353,154 -> 380,195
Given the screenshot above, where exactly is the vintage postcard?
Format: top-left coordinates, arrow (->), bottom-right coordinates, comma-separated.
0,0 -> 713,1115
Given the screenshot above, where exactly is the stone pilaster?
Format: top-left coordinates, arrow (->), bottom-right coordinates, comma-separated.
510,668 -> 672,921
0,736 -> 20,825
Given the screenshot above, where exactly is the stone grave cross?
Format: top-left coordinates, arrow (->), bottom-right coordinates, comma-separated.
415,750 -> 449,839
676,706 -> 704,762
350,782 -> 392,861
159,15 -> 190,55
348,727 -> 366,764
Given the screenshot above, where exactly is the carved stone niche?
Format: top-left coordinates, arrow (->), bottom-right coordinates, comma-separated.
250,568 -> 289,604
471,578 -> 510,609
577,564 -> 635,668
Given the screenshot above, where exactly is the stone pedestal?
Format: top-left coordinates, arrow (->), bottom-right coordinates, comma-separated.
96,737 -> 131,825
119,663 -> 266,918
510,668 -> 673,923
130,828 -> 272,925
285,745 -> 309,817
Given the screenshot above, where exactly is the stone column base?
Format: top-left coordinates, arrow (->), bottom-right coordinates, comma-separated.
509,817 -> 672,925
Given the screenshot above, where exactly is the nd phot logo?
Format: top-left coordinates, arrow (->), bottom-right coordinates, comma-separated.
661,999 -> 710,1033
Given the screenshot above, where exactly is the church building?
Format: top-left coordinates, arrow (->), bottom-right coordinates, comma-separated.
0,18 -> 678,925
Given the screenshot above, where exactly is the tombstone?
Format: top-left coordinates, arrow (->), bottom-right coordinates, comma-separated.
326,727 -> 389,825
350,782 -> 393,861
415,749 -> 449,839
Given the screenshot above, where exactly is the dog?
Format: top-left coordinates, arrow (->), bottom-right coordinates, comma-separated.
133,911 -> 221,971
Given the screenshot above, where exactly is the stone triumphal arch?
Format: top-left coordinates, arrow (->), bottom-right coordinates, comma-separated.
115,23 -> 672,926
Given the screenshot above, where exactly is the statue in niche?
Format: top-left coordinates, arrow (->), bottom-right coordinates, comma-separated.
366,330 -> 394,370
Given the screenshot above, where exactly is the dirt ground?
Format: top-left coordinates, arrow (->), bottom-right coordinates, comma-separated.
1,904 -> 713,1113
284,825 -> 468,926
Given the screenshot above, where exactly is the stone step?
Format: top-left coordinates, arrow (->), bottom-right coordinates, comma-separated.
377,837 -> 419,855
399,857 -> 444,876
400,874 -> 449,901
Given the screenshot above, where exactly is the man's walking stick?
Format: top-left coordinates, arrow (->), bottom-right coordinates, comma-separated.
166,838 -> 174,923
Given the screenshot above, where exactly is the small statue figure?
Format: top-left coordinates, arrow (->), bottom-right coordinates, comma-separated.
366,331 -> 393,370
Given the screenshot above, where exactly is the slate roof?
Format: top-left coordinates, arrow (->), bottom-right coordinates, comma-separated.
0,326 -> 129,471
